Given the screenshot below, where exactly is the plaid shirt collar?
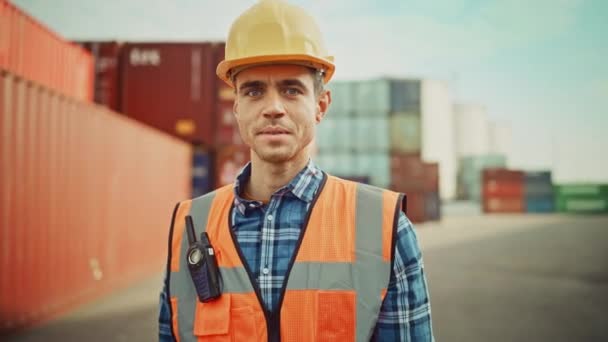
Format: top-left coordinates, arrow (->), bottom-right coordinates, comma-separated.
233,159 -> 323,215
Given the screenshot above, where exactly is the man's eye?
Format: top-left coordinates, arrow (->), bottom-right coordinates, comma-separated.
246,89 -> 262,97
284,88 -> 301,96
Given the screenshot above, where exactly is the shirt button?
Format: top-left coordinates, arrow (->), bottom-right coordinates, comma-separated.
249,204 -> 256,208
267,214 -> 273,221
262,267 -> 269,275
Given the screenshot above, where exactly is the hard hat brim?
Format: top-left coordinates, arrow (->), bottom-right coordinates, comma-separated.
217,54 -> 335,88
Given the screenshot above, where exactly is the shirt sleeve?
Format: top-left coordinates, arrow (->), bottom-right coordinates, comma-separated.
158,269 -> 176,342
373,211 -> 434,341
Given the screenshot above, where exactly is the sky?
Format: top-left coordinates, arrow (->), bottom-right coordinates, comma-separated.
11,0 -> 608,182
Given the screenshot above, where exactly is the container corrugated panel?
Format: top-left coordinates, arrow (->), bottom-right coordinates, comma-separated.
390,79 -> 421,113
354,153 -> 390,188
526,196 -> 555,213
326,81 -> 354,115
389,113 -> 421,153
554,184 -> 608,197
483,197 -> 524,213
0,71 -> 191,334
390,153 -> 426,192
0,1 -> 93,101
76,41 -> 122,111
315,153 -> 357,180
352,79 -> 391,115
353,117 -> 390,152
192,145 -> 212,197
425,192 -> 441,221
556,197 -> 608,213
120,42 -> 216,145
214,145 -> 250,189
316,117 -> 353,152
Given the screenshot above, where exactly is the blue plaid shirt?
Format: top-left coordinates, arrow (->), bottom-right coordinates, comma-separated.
159,160 -> 434,341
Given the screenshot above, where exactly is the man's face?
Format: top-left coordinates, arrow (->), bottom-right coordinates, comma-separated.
233,64 -> 330,164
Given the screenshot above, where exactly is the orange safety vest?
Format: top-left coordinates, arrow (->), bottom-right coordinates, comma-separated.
166,175 -> 405,341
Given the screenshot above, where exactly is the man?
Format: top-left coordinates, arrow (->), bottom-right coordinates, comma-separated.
158,0 -> 434,340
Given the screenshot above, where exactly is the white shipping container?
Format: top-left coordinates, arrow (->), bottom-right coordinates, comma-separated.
420,80 -> 457,201
326,81 -> 354,115
454,103 -> 489,157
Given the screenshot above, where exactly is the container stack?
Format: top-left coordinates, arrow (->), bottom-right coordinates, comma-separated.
78,41 -> 251,195
458,154 -> 507,201
192,145 -> 212,198
554,184 -> 608,213
315,78 -> 447,222
524,171 -> 554,213
482,169 -> 524,213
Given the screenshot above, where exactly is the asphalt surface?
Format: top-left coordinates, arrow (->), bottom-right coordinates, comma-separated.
6,213 -> 608,342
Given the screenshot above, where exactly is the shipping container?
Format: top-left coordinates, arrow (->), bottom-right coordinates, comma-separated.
425,192 -> 441,221
192,145 -> 212,197
454,103 -> 489,158
482,169 -> 524,197
390,188 -> 426,223
554,184 -> 608,214
352,79 -> 391,114
76,41 -> 122,111
214,145 -> 250,188
483,197 -> 524,213
458,154 -> 507,201
423,163 -> 440,193
354,153 -> 390,188
0,1 -> 94,101
389,113 -> 421,153
353,117 -> 390,152
526,196 -> 555,213
420,79 -> 456,201
316,116 -> 353,152
0,70 -> 191,334
525,171 -> 553,197
120,42 -> 216,145
390,153 -> 426,191
326,81 -> 354,116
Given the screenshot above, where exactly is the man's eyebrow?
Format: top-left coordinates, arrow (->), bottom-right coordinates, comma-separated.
277,79 -> 307,89
238,80 -> 266,92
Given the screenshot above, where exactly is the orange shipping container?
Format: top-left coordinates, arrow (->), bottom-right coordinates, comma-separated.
0,0 -> 93,101
0,70 -> 191,334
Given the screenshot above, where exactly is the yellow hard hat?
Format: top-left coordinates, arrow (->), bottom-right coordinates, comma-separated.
216,0 -> 335,88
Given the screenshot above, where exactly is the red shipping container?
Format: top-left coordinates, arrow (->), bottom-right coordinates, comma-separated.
482,168 -> 524,197
0,0 -> 93,101
77,41 -> 122,111
483,197 -> 525,213
423,162 -> 439,192
390,153 -> 426,191
213,42 -> 243,146
120,42 -> 216,145
390,183 -> 427,223
214,144 -> 251,189
0,71 -> 191,334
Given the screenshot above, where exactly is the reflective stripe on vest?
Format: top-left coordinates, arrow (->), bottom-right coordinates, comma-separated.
167,175 -> 403,342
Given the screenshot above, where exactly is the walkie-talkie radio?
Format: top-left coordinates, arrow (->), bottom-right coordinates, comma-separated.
185,215 -> 222,302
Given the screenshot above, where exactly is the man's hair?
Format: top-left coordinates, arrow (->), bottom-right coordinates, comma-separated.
309,68 -> 325,97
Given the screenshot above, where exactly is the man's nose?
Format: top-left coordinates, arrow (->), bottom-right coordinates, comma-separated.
261,90 -> 286,120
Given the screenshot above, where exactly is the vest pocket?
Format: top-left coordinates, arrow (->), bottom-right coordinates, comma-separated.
316,290 -> 356,342
193,294 -> 259,342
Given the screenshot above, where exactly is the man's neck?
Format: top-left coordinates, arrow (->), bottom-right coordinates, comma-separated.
246,151 -> 310,203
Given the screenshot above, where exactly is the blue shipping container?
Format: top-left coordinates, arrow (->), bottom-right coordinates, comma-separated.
192,148 -> 212,198
526,196 -> 555,213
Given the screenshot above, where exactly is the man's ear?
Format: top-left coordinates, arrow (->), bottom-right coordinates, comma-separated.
316,89 -> 331,123
233,99 -> 239,118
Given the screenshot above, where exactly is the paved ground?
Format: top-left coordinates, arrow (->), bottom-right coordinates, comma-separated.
6,213 -> 608,341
